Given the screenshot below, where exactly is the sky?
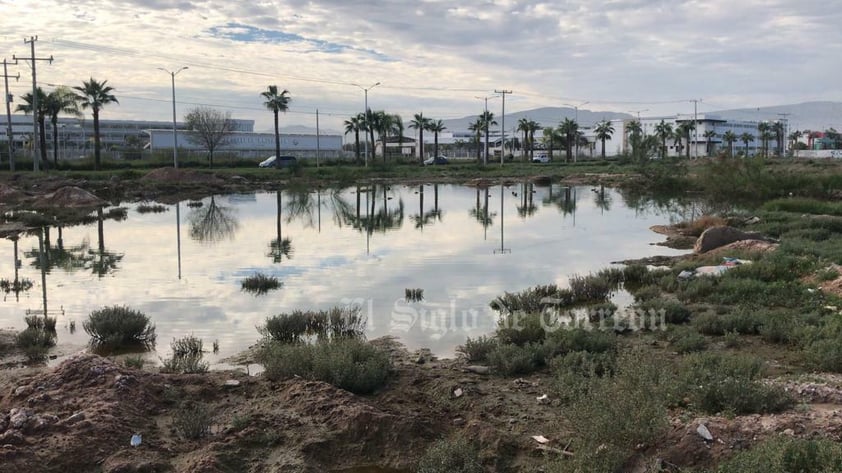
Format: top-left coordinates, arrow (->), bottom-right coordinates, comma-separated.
2,0 -> 841,134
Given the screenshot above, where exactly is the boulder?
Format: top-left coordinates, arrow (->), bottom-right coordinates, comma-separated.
693,226 -> 767,254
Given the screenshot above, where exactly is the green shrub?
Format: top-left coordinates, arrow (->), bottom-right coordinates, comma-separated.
171,334 -> 203,357
24,315 -> 56,332
122,355 -> 144,369
457,336 -> 497,363
258,338 -> 390,394
723,330 -> 741,348
261,307 -> 366,343
15,327 -> 56,362
490,284 -> 561,313
817,267 -> 840,282
622,264 -> 653,287
83,306 -> 156,348
162,352 -> 208,374
173,403 -> 213,440
487,342 -> 544,376
261,311 -> 309,343
680,353 -> 793,415
759,310 -> 802,345
136,203 -> 168,214
551,350 -> 617,404
546,328 -> 617,355
637,298 -> 691,324
715,436 -> 842,473
241,273 -> 282,295
672,330 -> 708,353
496,312 -> 546,346
631,285 -> 661,302
417,436 -> 483,473
806,338 -> 842,372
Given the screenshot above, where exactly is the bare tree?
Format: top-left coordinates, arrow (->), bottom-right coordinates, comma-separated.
184,106 -> 234,168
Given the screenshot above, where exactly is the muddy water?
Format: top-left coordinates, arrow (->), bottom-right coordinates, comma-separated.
0,183 -> 692,363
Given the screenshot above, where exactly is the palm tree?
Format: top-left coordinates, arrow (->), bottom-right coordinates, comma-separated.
468,119 -> 483,162
517,118 -> 530,162
44,87 -> 81,166
365,109 -> 378,163
261,86 -> 291,167
772,121 -> 785,156
393,114 -> 405,158
739,132 -> 755,156
74,78 -> 118,171
625,120 -> 643,161
428,119 -> 446,158
525,120 -> 540,161
344,113 -> 364,162
722,130 -> 737,157
594,120 -> 614,159
409,113 -> 431,163
676,122 -> 695,159
654,120 -> 673,158
757,121 -> 772,157
558,118 -> 579,163
479,111 -> 496,165
703,130 -> 717,156
788,130 -> 803,154
376,111 -> 396,162
16,87 -> 48,165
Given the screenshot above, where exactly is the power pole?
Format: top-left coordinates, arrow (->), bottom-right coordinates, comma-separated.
316,108 -> 320,168
494,89 -> 512,166
2,59 -> 19,171
13,36 -> 53,172
690,99 -> 701,159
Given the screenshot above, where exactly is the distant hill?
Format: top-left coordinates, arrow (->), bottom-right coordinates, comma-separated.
442,107 -> 632,133
707,101 -> 842,132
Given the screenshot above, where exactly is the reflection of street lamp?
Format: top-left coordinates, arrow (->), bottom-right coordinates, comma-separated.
158,66 -> 188,168
494,184 -> 511,254
352,82 -> 380,168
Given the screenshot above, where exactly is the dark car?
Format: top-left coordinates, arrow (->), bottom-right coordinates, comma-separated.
259,155 -> 298,168
423,155 -> 449,165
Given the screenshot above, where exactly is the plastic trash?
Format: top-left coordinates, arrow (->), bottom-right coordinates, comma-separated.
130,433 -> 142,447
453,388 -> 463,398
536,394 -> 549,404
678,270 -> 695,279
531,435 -> 550,444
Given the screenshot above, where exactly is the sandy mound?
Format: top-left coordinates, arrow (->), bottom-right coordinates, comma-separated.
0,184 -> 27,205
706,239 -> 779,256
30,186 -> 106,209
141,168 -> 223,184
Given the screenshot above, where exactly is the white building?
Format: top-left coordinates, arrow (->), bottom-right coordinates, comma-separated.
147,129 -> 342,158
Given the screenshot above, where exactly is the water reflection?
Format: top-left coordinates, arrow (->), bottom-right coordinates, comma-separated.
0,184 -> 695,359
189,196 -> 239,243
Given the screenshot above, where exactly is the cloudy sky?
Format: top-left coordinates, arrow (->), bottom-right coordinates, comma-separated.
2,0 -> 840,133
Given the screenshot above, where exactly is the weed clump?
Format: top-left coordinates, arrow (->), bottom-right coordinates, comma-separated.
161,335 -> 208,374
457,335 -> 497,363
83,305 -> 156,349
715,436 -> 842,473
258,338 -> 390,394
136,203 -> 168,214
241,273 -> 282,295
416,436 -> 484,473
173,403 -> 213,439
15,326 -> 56,362
260,306 -> 366,343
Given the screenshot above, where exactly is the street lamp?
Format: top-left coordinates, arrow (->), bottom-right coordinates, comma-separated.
352,82 -> 380,167
564,101 -> 589,160
158,66 -> 188,168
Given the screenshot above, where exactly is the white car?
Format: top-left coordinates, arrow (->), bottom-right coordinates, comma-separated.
532,153 -> 550,163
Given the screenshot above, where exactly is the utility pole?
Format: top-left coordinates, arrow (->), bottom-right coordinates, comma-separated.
13,37 -> 53,172
690,99 -> 701,159
495,89 -> 512,166
2,59 -> 19,171
316,108 -> 320,168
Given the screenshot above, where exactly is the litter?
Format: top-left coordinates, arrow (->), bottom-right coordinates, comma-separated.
536,394 -> 549,404
130,433 -> 142,447
532,435 -> 550,444
696,424 -> 713,441
679,258 -> 752,279
453,388 -> 463,398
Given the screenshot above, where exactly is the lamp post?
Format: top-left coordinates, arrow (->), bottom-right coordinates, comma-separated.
158,66 -> 188,168
352,82 -> 380,167
564,101 -> 589,160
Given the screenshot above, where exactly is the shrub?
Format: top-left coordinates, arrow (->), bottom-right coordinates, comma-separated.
261,307 -> 366,343
487,342 -> 544,376
490,284 -> 561,313
24,315 -> 56,332
622,264 -> 653,287
546,328 -> 617,355
83,306 -> 156,348
551,350 -> 617,404
631,285 -> 661,302
817,267 -> 840,282
261,311 -> 308,343
496,312 -> 546,346
457,336 -> 497,363
259,338 -> 390,394
806,338 -> 842,373
15,327 -> 56,362
680,353 -> 793,415
637,298 -> 691,325
417,436 -> 483,473
723,330 -> 741,348
136,203 -> 168,214
715,436 -> 842,473
241,273 -> 282,295
671,329 -> 708,354
122,355 -> 144,369
171,334 -> 203,357
162,352 -> 208,374
173,403 -> 213,439
759,310 -> 802,345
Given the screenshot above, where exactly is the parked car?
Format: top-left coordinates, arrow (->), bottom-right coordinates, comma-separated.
259,155 -> 297,168
423,155 -> 449,165
532,153 -> 550,163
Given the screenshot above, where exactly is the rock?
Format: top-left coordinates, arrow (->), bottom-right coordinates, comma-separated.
536,394 -> 549,404
64,412 -> 85,425
783,428 -> 795,436
0,431 -> 25,446
30,414 -> 59,432
13,386 -> 32,398
694,226 -> 768,253
224,379 -> 241,388
452,417 -> 465,426
696,423 -> 714,441
9,408 -> 32,430
464,365 -> 490,375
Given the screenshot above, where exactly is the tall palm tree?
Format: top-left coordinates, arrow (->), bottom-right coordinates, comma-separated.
365,109 -> 378,163
757,121 -> 772,157
376,111 -> 396,162
479,111 -> 496,165
676,122 -> 695,159
594,120 -> 614,159
625,120 -> 643,161
428,119 -> 446,158
393,114 -> 405,158
788,130 -> 803,154
409,113 -> 431,163
261,85 -> 291,166
722,130 -> 738,157
739,132 -> 755,156
558,118 -> 579,163
703,130 -> 717,156
344,113 -> 364,162
525,120 -> 540,161
44,87 -> 81,166
468,119 -> 483,162
517,118 -> 530,162
772,121 -> 785,156
542,126 -> 562,160
654,120 -> 673,158
16,87 -> 49,165
74,78 -> 118,170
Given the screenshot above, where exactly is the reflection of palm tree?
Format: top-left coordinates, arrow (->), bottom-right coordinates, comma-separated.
285,187 -> 355,230
593,185 -> 612,214
469,187 -> 496,239
90,208 -> 124,277
516,182 -> 538,218
410,185 -> 444,229
188,196 -> 239,243
268,190 -> 293,263
25,226 -> 89,273
543,184 -> 577,216
339,184 -> 404,234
